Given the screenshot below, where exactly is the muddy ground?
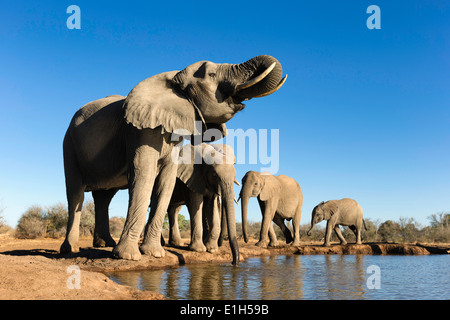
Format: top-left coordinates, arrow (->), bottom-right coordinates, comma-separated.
0,235 -> 448,300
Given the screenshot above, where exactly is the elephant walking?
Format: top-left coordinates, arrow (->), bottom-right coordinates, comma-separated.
239,171 -> 303,248
158,143 -> 239,257
307,198 -> 366,246
60,55 -> 286,264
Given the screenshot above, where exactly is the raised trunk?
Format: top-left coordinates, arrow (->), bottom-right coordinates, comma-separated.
224,55 -> 284,100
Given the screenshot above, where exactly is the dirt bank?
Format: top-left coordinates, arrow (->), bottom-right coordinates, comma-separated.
0,236 -> 448,300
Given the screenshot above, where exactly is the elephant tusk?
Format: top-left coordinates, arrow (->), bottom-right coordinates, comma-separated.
252,74 -> 287,98
235,62 -> 277,91
234,197 -> 239,205
234,178 -> 240,186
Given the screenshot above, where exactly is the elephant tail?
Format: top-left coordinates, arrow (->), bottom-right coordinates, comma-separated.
363,219 -> 367,231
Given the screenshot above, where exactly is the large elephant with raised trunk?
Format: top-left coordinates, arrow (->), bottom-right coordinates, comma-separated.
239,171 -> 303,248
162,143 -> 239,259
60,55 -> 286,264
307,198 -> 366,246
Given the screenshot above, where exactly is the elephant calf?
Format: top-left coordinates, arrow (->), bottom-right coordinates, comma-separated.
239,171 -> 303,248
158,143 -> 239,260
308,198 -> 366,246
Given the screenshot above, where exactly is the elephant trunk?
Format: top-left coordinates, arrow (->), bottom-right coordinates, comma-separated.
307,214 -> 316,236
307,224 -> 314,236
221,184 -> 240,266
223,55 -> 285,100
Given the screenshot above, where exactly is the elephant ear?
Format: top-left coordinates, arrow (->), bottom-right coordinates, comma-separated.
123,71 -> 198,134
176,144 -> 206,194
259,173 -> 281,201
325,201 -> 339,220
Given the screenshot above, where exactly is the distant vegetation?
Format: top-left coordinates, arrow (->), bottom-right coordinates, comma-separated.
0,203 -> 449,243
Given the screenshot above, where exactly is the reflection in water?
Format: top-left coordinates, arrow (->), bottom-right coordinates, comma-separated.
107,255 -> 450,300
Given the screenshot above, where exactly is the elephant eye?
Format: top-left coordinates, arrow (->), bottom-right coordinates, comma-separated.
209,73 -> 216,78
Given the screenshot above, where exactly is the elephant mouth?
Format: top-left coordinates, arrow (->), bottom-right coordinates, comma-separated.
232,102 -> 245,113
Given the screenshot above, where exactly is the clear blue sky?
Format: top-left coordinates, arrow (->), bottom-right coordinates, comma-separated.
0,1 -> 448,228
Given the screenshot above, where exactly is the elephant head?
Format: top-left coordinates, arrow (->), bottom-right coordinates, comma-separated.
238,171 -> 281,243
123,55 -> 286,137
177,143 -> 240,265
307,201 -> 338,235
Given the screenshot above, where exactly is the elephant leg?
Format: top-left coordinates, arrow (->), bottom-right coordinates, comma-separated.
140,159 -> 177,257
291,203 -> 302,246
113,142 -> 159,260
334,225 -> 347,245
60,186 -> 84,253
350,225 -> 362,244
92,189 -> 118,248
205,195 -> 221,253
356,228 -> 362,244
168,204 -> 183,246
60,140 -> 85,254
186,192 -> 206,252
268,222 -> 278,247
273,215 -> 293,244
323,221 -> 333,247
256,199 -> 275,248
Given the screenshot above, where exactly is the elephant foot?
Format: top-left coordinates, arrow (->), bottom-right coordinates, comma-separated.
206,241 -> 219,254
323,243 -> 331,247
340,241 -> 348,245
140,242 -> 166,258
291,240 -> 300,247
113,241 -> 142,261
188,241 -> 207,253
169,238 -> 184,247
93,235 -> 117,248
268,241 -> 278,247
60,239 -> 79,254
255,240 -> 268,248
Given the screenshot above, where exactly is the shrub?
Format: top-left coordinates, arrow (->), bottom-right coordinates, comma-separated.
79,201 -> 95,237
0,208 -> 12,235
15,201 -> 96,239
109,216 -> 125,238
43,203 -> 68,238
15,206 -> 46,239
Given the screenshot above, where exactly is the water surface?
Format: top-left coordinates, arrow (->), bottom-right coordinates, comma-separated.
108,255 -> 449,300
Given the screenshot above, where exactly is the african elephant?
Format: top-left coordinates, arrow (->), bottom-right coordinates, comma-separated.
60,55 -> 286,263
307,198 -> 366,246
239,171 -> 303,248
163,143 -> 239,257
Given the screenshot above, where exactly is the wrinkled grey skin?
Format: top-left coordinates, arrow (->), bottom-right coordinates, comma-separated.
157,143 -> 239,262
60,55 -> 285,263
307,198 -> 366,246
239,171 -> 303,248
